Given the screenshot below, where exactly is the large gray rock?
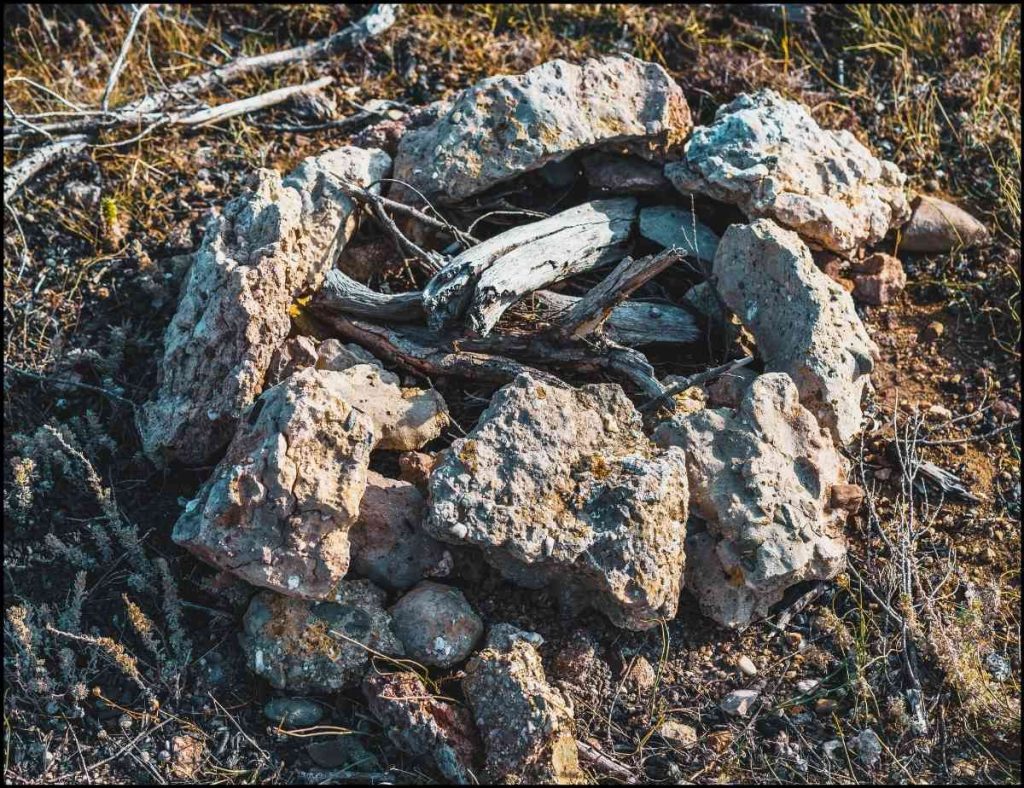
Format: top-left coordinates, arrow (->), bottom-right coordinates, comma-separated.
363,671 -> 480,784
426,374 -> 688,631
172,366 -> 448,600
666,90 -> 909,254
462,624 -> 585,784
654,373 -> 850,629
713,219 -> 879,445
348,472 -> 450,590
393,55 -> 691,204
389,581 -> 483,668
138,146 -> 391,465
241,582 -> 403,692
898,194 -> 989,253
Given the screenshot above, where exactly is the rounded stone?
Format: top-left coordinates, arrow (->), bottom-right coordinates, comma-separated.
390,581 -> 483,668
264,697 -> 324,728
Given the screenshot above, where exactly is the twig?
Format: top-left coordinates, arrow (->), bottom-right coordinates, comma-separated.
576,739 -> 637,783
173,76 -> 334,127
640,355 -> 755,412
101,4 -> 151,111
918,419 -> 1019,446
3,363 -> 137,408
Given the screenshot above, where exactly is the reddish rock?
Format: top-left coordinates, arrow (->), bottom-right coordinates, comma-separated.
398,451 -> 439,492
829,483 -> 865,513
389,581 -> 483,668
850,253 -> 906,305
899,194 -> 989,253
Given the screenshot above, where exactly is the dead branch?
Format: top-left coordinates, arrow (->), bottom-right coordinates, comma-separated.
315,269 -> 425,322
422,198 -> 637,334
576,740 -> 637,783
173,76 -> 335,127
3,134 -> 89,203
552,249 -> 685,340
101,4 -> 151,111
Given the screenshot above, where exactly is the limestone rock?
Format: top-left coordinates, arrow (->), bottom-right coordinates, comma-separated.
639,205 -> 721,263
655,373 -> 849,629
348,472 -> 450,590
393,55 -> 691,204
666,89 -> 909,254
463,624 -> 585,784
240,582 -> 403,692
390,581 -> 483,668
713,219 -> 879,445
138,146 -> 391,465
363,671 -> 480,784
582,152 -> 671,195
426,373 -> 688,631
850,252 -> 906,305
266,336 -> 319,387
705,366 -> 757,409
315,338 -> 388,374
898,194 -> 989,252
265,336 -> 387,388
172,368 -> 378,600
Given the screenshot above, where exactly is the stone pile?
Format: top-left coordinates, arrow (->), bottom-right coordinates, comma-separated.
141,52 -> 988,783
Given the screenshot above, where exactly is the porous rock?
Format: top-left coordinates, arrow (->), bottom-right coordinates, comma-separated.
713,219 -> 879,445
705,365 -> 757,409
426,373 -> 688,631
666,89 -> 909,254
138,146 -> 391,465
898,194 -> 989,252
240,582 -> 403,692
348,472 -> 450,590
265,336 -> 386,387
462,624 -> 585,784
364,671 -> 480,784
173,366 -> 447,599
172,367 -> 377,600
850,252 -> 906,305
390,581 -> 483,668
654,373 -> 849,629
393,55 -> 691,204
398,450 -> 439,492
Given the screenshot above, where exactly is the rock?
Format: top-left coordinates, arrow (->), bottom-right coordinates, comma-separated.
389,581 -> 483,668
169,735 -> 204,780
721,688 -> 759,717
991,399 -> 1020,421
398,451 -> 439,492
822,739 -> 843,760
850,252 -> 906,305
348,472 -> 450,590
658,720 -> 698,750
172,368 -> 377,599
548,629 -> 611,696
463,624 -> 585,784
682,281 -> 745,348
705,366 -> 757,409
666,89 -> 909,254
263,697 -> 323,728
393,55 -> 691,204
638,205 -> 721,263
266,336 -> 320,387
737,655 -> 758,677
829,483 -> 865,513
984,652 -> 1011,682
138,146 -> 391,465
713,219 -> 879,445
921,321 -> 945,342
426,373 -> 689,631
899,194 -> 989,253
795,679 -> 820,694
63,181 -> 101,211
315,338 -> 387,374
240,581 -> 403,692
622,654 -> 657,695
582,152 -> 671,194
849,728 -> 882,768
816,253 -> 855,292
655,374 -> 849,629
363,671 -> 479,783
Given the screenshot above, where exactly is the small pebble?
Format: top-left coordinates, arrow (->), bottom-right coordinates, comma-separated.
737,655 -> 758,677
815,698 -> 837,715
721,688 -> 759,717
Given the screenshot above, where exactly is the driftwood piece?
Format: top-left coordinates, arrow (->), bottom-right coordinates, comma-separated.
311,271 -> 699,347
422,198 -> 637,335
552,249 -> 684,340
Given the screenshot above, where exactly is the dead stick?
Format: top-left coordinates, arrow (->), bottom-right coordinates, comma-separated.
555,249 -> 684,340
101,4 -> 151,111
173,76 -> 334,127
576,740 -> 637,783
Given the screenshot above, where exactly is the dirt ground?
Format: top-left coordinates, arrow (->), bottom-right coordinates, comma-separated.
3,5 -> 1020,785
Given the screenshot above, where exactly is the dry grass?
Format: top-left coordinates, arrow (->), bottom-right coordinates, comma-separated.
4,4 -> 1020,784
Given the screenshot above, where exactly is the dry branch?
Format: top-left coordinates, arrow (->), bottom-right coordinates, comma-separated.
422,198 -> 637,334
173,76 -> 334,127
3,134 -> 89,203
552,249 -> 685,340
100,4 -> 151,111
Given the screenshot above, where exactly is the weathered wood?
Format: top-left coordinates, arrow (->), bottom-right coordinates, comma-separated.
314,269 -> 424,322
531,291 -> 699,346
553,249 -> 685,340
173,76 -> 334,127
310,272 -> 699,347
639,205 -> 720,263
422,198 -> 637,334
3,135 -> 89,203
